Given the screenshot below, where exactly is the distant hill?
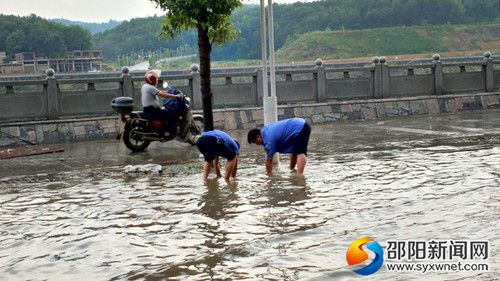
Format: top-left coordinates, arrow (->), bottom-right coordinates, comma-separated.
92,16 -> 197,61
276,23 -> 500,62
91,0 -> 500,61
51,18 -> 121,34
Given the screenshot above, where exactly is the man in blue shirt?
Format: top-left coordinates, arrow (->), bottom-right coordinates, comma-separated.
247,118 -> 311,176
196,130 -> 240,182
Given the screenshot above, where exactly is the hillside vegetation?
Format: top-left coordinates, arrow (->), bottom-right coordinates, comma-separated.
92,16 -> 197,61
276,23 -> 500,61
92,0 -> 500,61
51,19 -> 121,34
0,14 -> 92,59
2,0 -> 498,63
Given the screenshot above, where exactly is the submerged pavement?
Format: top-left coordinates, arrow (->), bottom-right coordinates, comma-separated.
0,110 -> 499,178
0,110 -> 499,281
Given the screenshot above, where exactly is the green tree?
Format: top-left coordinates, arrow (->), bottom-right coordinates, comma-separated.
63,25 -> 92,51
462,0 -> 499,22
0,14 -> 92,59
150,0 -> 243,131
5,30 -> 29,55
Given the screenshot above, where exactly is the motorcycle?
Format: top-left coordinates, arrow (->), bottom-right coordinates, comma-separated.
111,82 -> 204,152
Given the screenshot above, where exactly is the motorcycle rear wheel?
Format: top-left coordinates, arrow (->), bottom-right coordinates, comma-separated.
123,122 -> 151,152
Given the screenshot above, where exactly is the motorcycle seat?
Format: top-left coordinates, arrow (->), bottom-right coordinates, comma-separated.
130,111 -> 149,119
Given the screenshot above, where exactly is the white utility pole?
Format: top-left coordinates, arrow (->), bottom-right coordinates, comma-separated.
260,0 -> 278,126
259,0 -> 269,114
260,0 -> 280,164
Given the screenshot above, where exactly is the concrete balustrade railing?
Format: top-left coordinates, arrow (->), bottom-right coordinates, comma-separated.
0,53 -> 498,123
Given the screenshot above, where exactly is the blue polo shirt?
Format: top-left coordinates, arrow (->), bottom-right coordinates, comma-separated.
201,130 -> 240,154
261,118 -> 305,158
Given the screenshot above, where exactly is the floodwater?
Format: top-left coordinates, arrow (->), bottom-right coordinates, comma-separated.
0,111 -> 499,280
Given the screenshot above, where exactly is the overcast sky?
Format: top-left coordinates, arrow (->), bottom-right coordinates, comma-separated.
0,0 -> 316,23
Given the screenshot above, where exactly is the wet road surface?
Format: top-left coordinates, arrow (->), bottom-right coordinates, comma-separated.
0,111 -> 499,280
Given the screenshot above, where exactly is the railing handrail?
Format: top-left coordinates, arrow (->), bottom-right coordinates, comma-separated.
212,72 -> 257,78
56,77 -> 123,84
442,61 -> 488,67
324,66 -> 375,73
0,79 -> 47,86
388,64 -> 435,69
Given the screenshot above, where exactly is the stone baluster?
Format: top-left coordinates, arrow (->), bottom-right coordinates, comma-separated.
483,51 -> 494,92
121,66 -> 132,97
314,58 -> 326,102
190,64 -> 202,110
46,68 -> 59,120
432,54 -> 443,95
372,57 -> 382,98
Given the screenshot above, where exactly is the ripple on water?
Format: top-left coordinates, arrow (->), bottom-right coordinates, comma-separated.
0,141 -> 498,280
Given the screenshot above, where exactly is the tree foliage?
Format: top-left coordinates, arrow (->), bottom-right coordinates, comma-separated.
0,14 -> 92,59
150,0 -> 242,44
149,0 -> 243,131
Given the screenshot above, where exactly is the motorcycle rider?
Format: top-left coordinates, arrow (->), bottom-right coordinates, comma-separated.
141,70 -> 184,139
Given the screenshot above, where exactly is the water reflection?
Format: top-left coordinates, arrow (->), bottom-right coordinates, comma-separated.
0,127 -> 498,280
200,178 -> 240,220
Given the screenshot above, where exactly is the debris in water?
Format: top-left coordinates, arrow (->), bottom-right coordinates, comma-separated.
0,146 -> 64,159
124,164 -> 163,175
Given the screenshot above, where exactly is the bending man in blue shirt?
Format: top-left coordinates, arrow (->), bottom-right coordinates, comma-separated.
247,118 -> 311,176
196,130 -> 240,182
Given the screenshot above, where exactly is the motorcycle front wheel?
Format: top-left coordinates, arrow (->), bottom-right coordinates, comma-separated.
123,122 -> 151,152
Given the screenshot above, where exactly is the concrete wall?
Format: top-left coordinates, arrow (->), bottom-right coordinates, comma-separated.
1,92 -> 498,147
0,53 -> 499,124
